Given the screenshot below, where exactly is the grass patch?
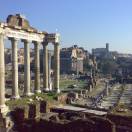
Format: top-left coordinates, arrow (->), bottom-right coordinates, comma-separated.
6,97 -> 29,110
6,92 -> 58,110
60,79 -> 87,89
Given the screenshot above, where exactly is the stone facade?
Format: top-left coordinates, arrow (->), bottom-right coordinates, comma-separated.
92,43 -> 110,59
60,45 -> 87,74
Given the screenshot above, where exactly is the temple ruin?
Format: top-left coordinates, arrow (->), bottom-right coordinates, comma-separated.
0,14 -> 60,115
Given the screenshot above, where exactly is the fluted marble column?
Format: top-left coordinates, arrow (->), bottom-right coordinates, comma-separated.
54,43 -> 60,93
10,38 -> 20,99
0,33 -> 6,113
23,40 -> 32,96
43,43 -> 49,91
48,52 -> 52,91
34,41 -> 41,93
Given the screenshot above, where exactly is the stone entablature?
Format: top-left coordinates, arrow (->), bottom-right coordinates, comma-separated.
0,23 -> 60,43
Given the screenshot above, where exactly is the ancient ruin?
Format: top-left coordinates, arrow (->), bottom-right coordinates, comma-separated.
0,14 -> 60,130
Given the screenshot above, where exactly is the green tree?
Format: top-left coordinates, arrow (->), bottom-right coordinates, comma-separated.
99,59 -> 118,75
83,59 -> 92,72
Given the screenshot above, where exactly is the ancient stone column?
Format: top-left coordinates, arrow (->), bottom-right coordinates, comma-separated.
48,52 -> 52,91
54,43 -> 60,93
10,37 -> 20,99
23,40 -> 32,96
0,33 -> 6,113
105,81 -> 109,96
34,41 -> 41,93
43,43 -> 49,91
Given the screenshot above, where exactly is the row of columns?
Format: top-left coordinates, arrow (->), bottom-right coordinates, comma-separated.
43,43 -> 60,92
0,33 -> 60,112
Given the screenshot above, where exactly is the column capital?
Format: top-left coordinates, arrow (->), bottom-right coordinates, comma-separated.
33,41 -> 41,45
21,39 -> 31,44
9,37 -> 19,42
42,41 -> 48,46
0,33 -> 7,42
0,32 -> 5,36
53,42 -> 60,46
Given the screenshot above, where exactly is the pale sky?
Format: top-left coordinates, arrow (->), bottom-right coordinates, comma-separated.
1,0 -> 132,53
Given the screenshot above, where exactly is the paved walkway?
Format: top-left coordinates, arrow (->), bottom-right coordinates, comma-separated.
53,105 -> 107,116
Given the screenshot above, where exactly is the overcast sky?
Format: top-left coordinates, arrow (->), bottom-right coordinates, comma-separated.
1,0 -> 132,53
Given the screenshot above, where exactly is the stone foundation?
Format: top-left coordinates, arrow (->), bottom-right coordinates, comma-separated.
5,102 -> 132,132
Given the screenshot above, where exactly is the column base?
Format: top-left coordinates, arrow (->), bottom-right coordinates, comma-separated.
35,90 -> 41,93
44,88 -> 50,92
11,95 -> 20,99
24,92 -> 34,97
49,83 -> 53,91
0,105 -> 9,114
49,88 -> 52,91
0,105 -> 14,131
55,88 -> 60,94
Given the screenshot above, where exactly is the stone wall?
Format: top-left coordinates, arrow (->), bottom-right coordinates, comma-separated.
107,114 -> 132,132
11,110 -> 116,132
8,102 -> 132,132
